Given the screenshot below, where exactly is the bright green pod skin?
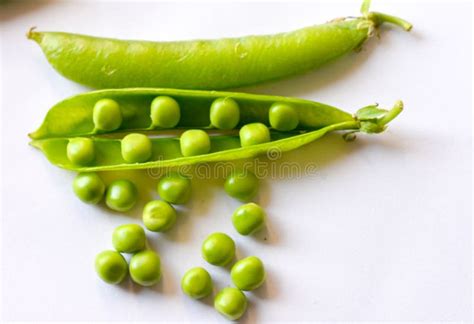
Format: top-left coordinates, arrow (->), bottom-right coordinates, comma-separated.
269,102 -> 299,131
181,267 -> 213,299
129,250 -> 161,286
106,179 -> 138,212
67,137 -> 95,165
210,97 -> 240,130
201,232 -> 235,266
72,172 -> 105,204
224,170 -> 259,202
28,3 -> 411,89
180,129 -> 211,157
112,224 -> 146,253
121,133 -> 152,163
230,256 -> 266,291
214,287 -> 248,321
150,96 -> 181,128
157,172 -> 191,204
240,123 -> 270,147
93,99 -> 122,131
232,203 -> 266,235
142,200 -> 177,232
95,250 -> 128,284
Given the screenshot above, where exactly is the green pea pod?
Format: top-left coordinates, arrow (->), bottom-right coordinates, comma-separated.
27,0 -> 411,90
30,101 -> 403,172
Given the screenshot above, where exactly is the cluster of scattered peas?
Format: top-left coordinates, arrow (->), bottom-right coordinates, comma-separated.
66,96 -> 300,166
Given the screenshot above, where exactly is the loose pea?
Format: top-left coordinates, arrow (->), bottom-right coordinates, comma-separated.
93,98 -> 122,131
67,137 -> 95,165
201,232 -> 235,266
232,203 -> 265,235
224,170 -> 259,202
106,179 -> 138,212
95,250 -> 128,284
180,129 -> 211,157
72,172 -> 105,204
112,224 -> 146,253
121,133 -> 152,163
269,102 -> 299,131
239,123 -> 270,147
214,287 -> 247,320
230,256 -> 266,291
142,200 -> 177,232
157,172 -> 191,204
210,97 -> 240,130
129,250 -> 161,286
150,96 -> 180,128
181,267 -> 213,299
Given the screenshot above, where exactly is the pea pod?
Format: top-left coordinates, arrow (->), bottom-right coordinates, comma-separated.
27,1 -> 411,90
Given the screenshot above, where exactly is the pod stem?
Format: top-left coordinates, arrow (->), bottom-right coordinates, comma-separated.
368,12 -> 413,31
26,26 -> 42,43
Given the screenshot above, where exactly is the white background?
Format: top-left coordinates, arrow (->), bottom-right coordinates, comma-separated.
0,0 -> 472,322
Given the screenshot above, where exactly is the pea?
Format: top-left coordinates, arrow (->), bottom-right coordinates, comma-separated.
150,96 -> 180,128
93,98 -> 122,131
121,133 -> 152,163
201,232 -> 235,266
157,172 -> 191,204
232,203 -> 265,236
95,250 -> 128,284
210,97 -> 240,130
129,250 -> 161,286
142,200 -> 177,232
180,129 -> 211,157
72,172 -> 105,204
214,287 -> 247,320
224,169 -> 258,202
181,267 -> 213,299
105,179 -> 138,212
67,137 -> 95,165
112,224 -> 146,253
239,123 -> 270,147
269,102 -> 299,131
230,256 -> 266,291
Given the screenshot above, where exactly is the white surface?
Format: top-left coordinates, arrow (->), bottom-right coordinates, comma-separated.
0,1 -> 472,322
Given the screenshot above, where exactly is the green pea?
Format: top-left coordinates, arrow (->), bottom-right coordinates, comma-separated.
150,96 -> 180,128
93,98 -> 122,131
230,256 -> 266,291
210,97 -> 240,130
129,250 -> 161,286
106,179 -> 138,212
121,133 -> 152,163
239,123 -> 270,147
224,170 -> 259,202
72,172 -> 105,204
142,200 -> 177,232
180,129 -> 211,157
67,137 -> 95,165
181,267 -> 213,299
201,232 -> 235,266
269,102 -> 299,131
112,224 -> 146,253
214,287 -> 247,321
95,250 -> 128,284
232,203 -> 265,235
157,172 -> 191,204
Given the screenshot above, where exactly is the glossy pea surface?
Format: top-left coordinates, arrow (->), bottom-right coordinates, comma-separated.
129,250 -> 161,286
142,200 -> 177,232
269,102 -> 299,131
180,129 -> 211,157
95,250 -> 128,284
106,179 -> 138,211
239,123 -> 270,147
232,203 -> 265,235
93,99 -> 122,131
121,133 -> 152,163
157,172 -> 191,204
150,96 -> 180,128
72,172 -> 105,204
230,256 -> 266,291
224,170 -> 259,202
214,287 -> 247,320
181,267 -> 213,299
67,137 -> 95,165
202,232 -> 235,266
210,97 -> 240,130
112,224 -> 146,253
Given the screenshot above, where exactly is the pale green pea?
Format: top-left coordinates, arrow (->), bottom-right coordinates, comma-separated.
214,287 -> 247,320
95,250 -> 128,284
210,97 -> 240,130
224,169 -> 259,202
121,133 -> 152,163
150,96 -> 180,128
201,232 -> 235,266
230,256 -> 266,291
239,123 -> 270,147
72,172 -> 105,204
269,102 -> 299,131
180,129 -> 211,157
142,200 -> 177,232
157,172 -> 191,204
93,98 -> 122,131
112,224 -> 146,253
181,267 -> 213,299
129,250 -> 161,286
106,179 -> 138,212
232,203 -> 265,235
67,137 -> 95,165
